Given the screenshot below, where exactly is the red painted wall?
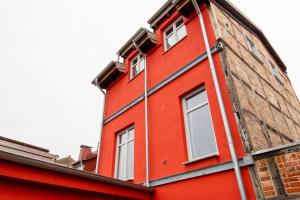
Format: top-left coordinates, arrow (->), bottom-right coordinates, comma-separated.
0,160 -> 151,200
99,4 -> 255,200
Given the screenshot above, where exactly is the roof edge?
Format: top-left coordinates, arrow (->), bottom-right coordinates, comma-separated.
212,0 -> 287,72
0,148 -> 152,192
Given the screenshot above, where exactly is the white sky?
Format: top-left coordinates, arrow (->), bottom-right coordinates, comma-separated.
0,0 -> 299,158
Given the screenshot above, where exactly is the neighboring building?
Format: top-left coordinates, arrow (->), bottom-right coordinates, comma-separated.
72,145 -> 97,172
56,155 -> 75,167
0,136 -> 58,162
92,0 -> 300,199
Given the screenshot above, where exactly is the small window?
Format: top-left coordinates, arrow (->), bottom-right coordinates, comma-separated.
269,60 -> 282,82
244,35 -> 260,59
182,88 -> 218,162
130,54 -> 145,79
164,18 -> 187,50
115,127 -> 134,181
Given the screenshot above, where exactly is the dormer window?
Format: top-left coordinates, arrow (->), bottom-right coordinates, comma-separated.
130,54 -> 145,79
164,18 -> 187,50
244,35 -> 260,59
269,60 -> 282,83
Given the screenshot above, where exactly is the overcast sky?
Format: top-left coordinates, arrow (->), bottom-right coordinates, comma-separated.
0,0 -> 299,159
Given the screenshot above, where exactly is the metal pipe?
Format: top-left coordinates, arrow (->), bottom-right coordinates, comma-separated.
133,42 -> 150,187
95,83 -> 106,174
189,0 -> 247,199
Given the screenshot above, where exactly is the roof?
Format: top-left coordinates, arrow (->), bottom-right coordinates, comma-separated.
0,146 -> 152,192
147,0 -> 287,72
0,136 -> 58,161
117,28 -> 157,58
0,135 -> 49,152
91,61 -> 125,89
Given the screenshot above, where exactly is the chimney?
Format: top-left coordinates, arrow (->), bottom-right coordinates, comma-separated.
78,145 -> 92,160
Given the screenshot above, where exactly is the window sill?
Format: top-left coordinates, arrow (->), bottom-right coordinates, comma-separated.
128,70 -> 144,83
182,152 -> 219,165
162,35 -> 187,55
249,51 -> 264,65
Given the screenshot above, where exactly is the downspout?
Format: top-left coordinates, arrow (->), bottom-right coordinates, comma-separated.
133,42 -> 150,187
95,83 -> 106,174
189,1 -> 247,199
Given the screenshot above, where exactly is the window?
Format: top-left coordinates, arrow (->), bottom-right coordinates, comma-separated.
269,60 -> 282,82
130,54 -> 145,79
164,18 -> 187,50
115,127 -> 134,180
182,88 -> 218,162
244,35 -> 260,59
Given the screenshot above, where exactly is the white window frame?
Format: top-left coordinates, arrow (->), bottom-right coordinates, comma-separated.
244,35 -> 260,59
130,54 -> 145,80
268,60 -> 282,82
182,88 -> 219,163
114,127 -> 134,181
163,17 -> 187,51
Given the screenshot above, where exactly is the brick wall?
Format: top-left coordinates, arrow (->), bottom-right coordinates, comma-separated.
211,2 -> 300,151
211,2 -> 300,199
277,153 -> 300,195
256,159 -> 277,198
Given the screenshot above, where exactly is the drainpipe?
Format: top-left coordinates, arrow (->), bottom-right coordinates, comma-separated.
133,42 -> 150,187
95,83 -> 106,174
189,0 -> 247,199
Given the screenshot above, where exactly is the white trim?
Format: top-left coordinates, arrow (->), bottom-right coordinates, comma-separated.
163,17 -> 187,51
182,88 -> 219,162
114,127 -> 134,181
182,152 -> 219,165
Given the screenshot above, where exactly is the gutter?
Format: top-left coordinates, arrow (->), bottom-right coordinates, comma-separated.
0,148 -> 152,192
188,0 -> 247,199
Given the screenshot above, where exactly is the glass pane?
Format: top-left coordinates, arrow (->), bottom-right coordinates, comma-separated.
166,33 -> 176,49
177,25 -> 187,41
126,140 -> 134,179
139,58 -> 145,71
186,90 -> 207,111
119,132 -> 126,144
117,145 -> 126,180
131,65 -> 137,78
175,18 -> 184,28
128,129 -> 134,140
132,58 -> 138,66
187,105 -> 216,159
165,26 -> 173,37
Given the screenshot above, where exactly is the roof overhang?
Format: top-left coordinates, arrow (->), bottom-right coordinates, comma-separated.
92,61 -> 125,89
117,28 -> 158,58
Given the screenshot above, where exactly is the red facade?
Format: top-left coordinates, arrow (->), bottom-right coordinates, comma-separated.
96,2 -> 256,200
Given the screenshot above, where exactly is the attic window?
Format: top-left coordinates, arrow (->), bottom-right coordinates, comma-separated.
244,35 -> 260,59
269,60 -> 282,83
130,54 -> 145,79
164,18 -> 187,50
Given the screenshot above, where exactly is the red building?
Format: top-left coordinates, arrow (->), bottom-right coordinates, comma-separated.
92,0 -> 300,199
92,1 -> 255,199
1,0 -> 299,199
